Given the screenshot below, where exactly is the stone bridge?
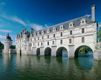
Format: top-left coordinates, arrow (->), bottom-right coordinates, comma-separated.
16,5 -> 101,60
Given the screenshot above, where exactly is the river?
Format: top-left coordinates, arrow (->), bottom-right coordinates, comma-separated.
0,54 -> 101,80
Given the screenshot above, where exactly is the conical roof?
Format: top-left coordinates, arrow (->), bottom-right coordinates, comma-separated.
6,34 -> 12,41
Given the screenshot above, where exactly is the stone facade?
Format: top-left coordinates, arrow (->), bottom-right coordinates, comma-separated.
16,5 -> 101,60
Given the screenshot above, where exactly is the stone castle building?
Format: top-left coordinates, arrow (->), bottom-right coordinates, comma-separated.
16,5 -> 101,60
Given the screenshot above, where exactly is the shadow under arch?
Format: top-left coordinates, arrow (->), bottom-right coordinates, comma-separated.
56,47 -> 68,57
44,47 -> 51,56
74,45 -> 93,58
36,48 -> 40,56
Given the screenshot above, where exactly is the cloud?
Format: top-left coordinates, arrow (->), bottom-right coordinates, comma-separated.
30,24 -> 44,31
1,14 -> 27,27
0,35 -> 5,38
0,35 -> 5,41
0,29 -> 12,33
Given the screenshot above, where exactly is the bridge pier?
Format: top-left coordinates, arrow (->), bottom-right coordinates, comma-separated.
40,47 -> 44,56
68,45 -> 75,58
51,47 -> 56,56
94,50 -> 101,60
32,47 -> 36,55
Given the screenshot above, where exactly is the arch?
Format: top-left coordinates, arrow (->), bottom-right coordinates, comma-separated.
74,45 -> 93,58
56,47 -> 68,57
36,48 -> 40,56
44,47 -> 51,56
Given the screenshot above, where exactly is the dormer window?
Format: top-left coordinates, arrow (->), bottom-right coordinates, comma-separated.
69,22 -> 74,28
47,29 -> 50,33
41,30 -> 44,35
53,27 -> 56,32
37,32 -> 39,35
80,18 -> 86,25
60,25 -> 63,30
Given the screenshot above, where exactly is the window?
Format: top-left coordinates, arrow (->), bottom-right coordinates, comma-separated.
38,43 -> 39,46
60,32 -> 63,37
42,36 -> 43,39
69,22 -> 74,28
82,37 -> 85,43
52,41 -> 54,44
70,30 -> 72,35
36,32 -> 37,36
53,34 -> 55,37
60,25 -> 63,30
82,28 -> 84,33
80,19 -> 86,25
47,35 -> 49,38
38,37 -> 39,40
69,39 -> 72,43
60,40 -> 63,44
41,42 -> 43,45
47,42 -> 49,45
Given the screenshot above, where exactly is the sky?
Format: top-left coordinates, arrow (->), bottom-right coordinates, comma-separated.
0,0 -> 101,44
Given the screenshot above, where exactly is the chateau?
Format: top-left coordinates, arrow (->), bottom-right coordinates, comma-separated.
16,5 -> 101,60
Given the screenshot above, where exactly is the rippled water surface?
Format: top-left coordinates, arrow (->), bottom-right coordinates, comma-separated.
0,54 -> 101,80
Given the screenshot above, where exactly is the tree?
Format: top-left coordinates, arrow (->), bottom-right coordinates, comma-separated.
10,45 -> 16,49
0,42 -> 4,50
78,46 -> 91,54
98,29 -> 101,42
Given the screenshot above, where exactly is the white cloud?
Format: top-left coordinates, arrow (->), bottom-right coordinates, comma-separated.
30,24 -> 44,31
1,14 -> 27,27
0,35 -> 5,38
0,29 -> 12,33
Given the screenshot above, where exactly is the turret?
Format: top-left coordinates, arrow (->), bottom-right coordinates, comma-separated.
3,34 -> 12,54
91,4 -> 96,22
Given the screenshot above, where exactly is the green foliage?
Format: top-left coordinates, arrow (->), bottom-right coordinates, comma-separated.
0,42 -> 4,50
97,29 -> 101,42
78,46 -> 91,54
10,45 -> 15,49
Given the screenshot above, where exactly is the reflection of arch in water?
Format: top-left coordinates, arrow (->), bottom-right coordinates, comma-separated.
36,48 -> 40,56
44,56 -> 51,64
56,47 -> 68,58
75,57 -> 93,70
74,45 -> 93,58
44,47 -> 51,56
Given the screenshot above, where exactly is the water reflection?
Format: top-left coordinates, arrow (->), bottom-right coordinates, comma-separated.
76,57 -> 93,70
0,54 -> 101,80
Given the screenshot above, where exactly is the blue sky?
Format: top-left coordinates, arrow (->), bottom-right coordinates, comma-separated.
0,0 -> 101,44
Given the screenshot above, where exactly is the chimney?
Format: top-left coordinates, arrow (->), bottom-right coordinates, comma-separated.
91,4 -> 96,22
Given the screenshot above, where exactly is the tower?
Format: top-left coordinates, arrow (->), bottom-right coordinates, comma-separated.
91,4 -> 96,22
3,34 -> 12,54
